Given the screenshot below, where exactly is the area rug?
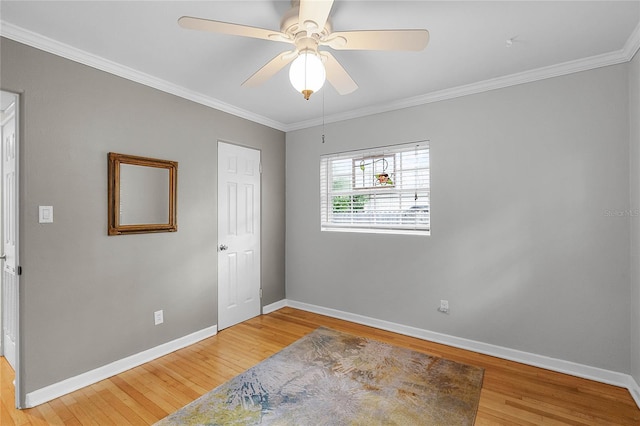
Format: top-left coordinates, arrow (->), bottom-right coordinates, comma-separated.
155,327 -> 484,425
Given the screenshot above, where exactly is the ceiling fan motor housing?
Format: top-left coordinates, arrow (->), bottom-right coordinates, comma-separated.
281,5 -> 331,56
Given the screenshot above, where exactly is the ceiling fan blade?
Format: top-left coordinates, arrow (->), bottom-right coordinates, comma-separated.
178,16 -> 291,43
321,51 -> 358,95
323,29 -> 429,51
298,0 -> 334,34
242,51 -> 297,87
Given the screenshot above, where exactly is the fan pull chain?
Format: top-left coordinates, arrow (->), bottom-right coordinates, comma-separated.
321,88 -> 326,143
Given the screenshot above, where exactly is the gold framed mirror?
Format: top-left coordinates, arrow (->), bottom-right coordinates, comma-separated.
108,152 -> 177,235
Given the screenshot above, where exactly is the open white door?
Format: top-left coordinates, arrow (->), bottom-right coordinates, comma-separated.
1,90 -> 20,407
217,142 -> 261,330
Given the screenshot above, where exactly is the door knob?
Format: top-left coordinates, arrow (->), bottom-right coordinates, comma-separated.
219,244 -> 228,251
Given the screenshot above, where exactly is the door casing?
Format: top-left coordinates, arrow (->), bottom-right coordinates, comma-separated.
0,89 -> 21,408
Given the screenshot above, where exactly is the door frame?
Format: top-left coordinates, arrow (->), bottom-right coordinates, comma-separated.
217,140 -> 262,330
0,88 -> 22,408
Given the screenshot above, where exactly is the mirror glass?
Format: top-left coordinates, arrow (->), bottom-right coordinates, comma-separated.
108,153 -> 177,235
119,164 -> 169,225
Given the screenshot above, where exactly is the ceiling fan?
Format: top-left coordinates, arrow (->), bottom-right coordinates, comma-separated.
178,0 -> 430,100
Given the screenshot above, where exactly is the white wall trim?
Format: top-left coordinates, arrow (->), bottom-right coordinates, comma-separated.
629,376 -> 640,409
19,300 -> 640,410
24,325 -> 218,408
285,48 -> 635,132
287,21 -> 640,131
276,299 -> 640,410
3,20 -> 640,133
624,21 -> 640,62
263,299 -> 288,314
0,21 -> 286,132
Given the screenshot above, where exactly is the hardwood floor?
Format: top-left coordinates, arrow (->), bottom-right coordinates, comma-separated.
1,307 -> 639,425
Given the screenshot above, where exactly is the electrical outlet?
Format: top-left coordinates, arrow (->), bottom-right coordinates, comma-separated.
154,310 -> 164,325
438,300 -> 449,314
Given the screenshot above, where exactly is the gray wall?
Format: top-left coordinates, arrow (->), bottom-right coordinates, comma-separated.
0,38 -> 285,396
631,48 -> 640,384
286,64 -> 631,373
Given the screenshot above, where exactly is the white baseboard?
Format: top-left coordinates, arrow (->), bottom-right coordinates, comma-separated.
23,299 -> 640,411
24,325 -> 218,408
263,299 -> 288,314
628,376 -> 640,408
279,299 -> 640,410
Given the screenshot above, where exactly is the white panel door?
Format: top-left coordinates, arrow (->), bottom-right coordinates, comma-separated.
217,142 -> 261,330
1,95 -> 19,372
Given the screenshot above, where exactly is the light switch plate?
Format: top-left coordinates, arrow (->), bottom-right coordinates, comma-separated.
154,310 -> 164,325
39,206 -> 53,223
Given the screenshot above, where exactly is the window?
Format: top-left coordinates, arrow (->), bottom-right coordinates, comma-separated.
320,141 -> 430,235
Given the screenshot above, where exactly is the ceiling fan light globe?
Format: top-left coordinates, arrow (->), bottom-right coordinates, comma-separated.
289,52 -> 326,99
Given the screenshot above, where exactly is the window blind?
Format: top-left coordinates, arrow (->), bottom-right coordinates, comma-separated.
320,141 -> 430,235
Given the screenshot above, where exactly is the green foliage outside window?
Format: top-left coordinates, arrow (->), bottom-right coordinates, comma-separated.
332,177 -> 369,211
332,195 -> 369,211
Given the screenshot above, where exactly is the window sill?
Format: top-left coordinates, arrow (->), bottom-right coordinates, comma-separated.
321,227 -> 430,236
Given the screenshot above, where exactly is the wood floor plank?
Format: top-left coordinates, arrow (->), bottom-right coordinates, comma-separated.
0,398 -> 18,426
30,402 -> 65,425
67,388 -> 115,426
47,399 -> 75,424
115,370 -> 175,417
1,307 -> 638,425
58,394 -> 99,426
99,378 -> 156,426
108,375 -> 167,422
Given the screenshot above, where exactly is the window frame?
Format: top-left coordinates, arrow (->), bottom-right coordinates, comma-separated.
320,141 -> 430,236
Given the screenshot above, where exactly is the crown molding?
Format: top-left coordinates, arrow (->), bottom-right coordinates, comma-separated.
624,20 -> 640,61
0,21 -> 288,132
285,20 -> 640,132
2,19 -> 639,134
286,48 -> 639,132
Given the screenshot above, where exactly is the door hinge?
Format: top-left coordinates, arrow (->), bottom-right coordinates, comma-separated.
17,266 -> 22,275
260,288 -> 263,299
259,162 -> 263,174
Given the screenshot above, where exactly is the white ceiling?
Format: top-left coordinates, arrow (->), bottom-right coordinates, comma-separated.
1,1 -> 639,131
